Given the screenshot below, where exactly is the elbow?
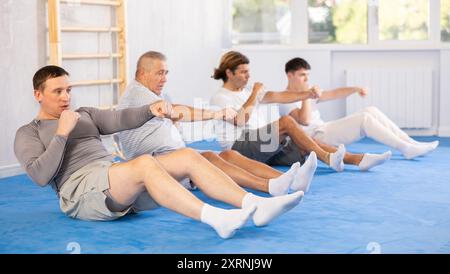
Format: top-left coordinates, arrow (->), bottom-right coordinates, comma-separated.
26,168 -> 50,187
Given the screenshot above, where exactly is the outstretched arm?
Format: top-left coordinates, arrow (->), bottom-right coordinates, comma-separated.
260,88 -> 320,104
171,105 -> 237,122
319,87 -> 367,102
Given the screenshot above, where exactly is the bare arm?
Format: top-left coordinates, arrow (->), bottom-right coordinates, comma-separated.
232,83 -> 263,127
172,105 -> 236,122
289,99 -> 312,126
260,90 -> 317,104
319,87 -> 367,102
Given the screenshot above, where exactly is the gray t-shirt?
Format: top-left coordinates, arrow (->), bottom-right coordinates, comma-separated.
117,80 -> 185,159
14,105 -> 154,194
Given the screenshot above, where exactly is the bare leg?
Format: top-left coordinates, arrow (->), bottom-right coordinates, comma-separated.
314,139 -> 363,166
277,116 -> 330,164
218,150 -> 282,179
154,148 -> 247,208
200,151 -> 270,193
108,155 -> 204,220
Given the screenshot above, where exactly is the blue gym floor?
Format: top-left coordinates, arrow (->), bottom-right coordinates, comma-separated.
1,137 -> 449,254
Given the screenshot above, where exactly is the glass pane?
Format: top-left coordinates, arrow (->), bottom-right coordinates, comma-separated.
232,0 -> 291,44
442,0 -> 450,42
308,0 -> 368,44
379,0 -> 429,41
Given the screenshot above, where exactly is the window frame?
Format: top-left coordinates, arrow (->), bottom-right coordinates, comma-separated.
228,0 -> 450,49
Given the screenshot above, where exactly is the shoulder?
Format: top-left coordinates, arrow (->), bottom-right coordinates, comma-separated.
16,121 -> 38,137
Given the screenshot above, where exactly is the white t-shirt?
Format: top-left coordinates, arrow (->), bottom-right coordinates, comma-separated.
278,99 -> 325,136
210,87 -> 271,150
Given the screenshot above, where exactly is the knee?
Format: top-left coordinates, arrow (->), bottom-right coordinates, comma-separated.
363,106 -> 379,115
278,115 -> 297,131
131,154 -> 159,171
201,151 -> 219,161
178,147 -> 202,161
219,149 -> 240,161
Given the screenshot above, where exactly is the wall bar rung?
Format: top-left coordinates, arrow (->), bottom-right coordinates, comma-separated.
59,0 -> 121,7
71,79 -> 122,86
61,27 -> 122,32
63,53 -> 122,59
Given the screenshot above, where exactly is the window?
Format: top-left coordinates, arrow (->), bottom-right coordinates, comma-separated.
232,0 -> 291,44
378,0 -> 429,41
308,0 -> 368,44
442,0 -> 450,42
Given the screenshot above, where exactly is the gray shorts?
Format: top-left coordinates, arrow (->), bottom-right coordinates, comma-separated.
231,122 -> 306,166
59,161 -> 159,221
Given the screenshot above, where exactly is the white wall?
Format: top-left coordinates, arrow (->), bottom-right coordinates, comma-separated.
440,50 -> 450,136
127,0 -> 227,105
0,0 -> 45,177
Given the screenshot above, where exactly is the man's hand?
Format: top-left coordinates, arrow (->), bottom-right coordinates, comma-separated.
357,87 -> 368,97
251,82 -> 265,97
56,110 -> 80,137
149,100 -> 173,118
308,86 -> 322,99
213,107 -> 238,121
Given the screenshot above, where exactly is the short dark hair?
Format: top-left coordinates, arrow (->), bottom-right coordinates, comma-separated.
285,58 -> 311,74
212,51 -> 249,82
33,65 -> 69,91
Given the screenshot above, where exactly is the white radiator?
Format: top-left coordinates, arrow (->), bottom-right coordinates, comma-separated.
345,68 -> 433,129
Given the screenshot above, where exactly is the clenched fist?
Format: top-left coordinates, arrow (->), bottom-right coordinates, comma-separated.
149,100 -> 173,118
357,87 -> 368,97
309,86 -> 322,99
56,110 -> 80,137
213,107 -> 238,121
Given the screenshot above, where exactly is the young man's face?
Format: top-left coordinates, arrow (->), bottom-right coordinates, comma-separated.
34,75 -> 72,118
141,59 -> 168,95
226,64 -> 250,89
288,68 -> 310,90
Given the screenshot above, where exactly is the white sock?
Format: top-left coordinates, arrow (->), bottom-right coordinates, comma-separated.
290,152 -> 317,193
358,151 -> 392,171
268,162 -> 300,196
242,191 -> 304,227
415,140 -> 439,150
329,144 -> 346,172
402,144 -> 436,160
200,203 -> 256,239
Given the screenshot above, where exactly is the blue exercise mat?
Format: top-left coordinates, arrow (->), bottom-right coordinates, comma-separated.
1,137 -> 449,254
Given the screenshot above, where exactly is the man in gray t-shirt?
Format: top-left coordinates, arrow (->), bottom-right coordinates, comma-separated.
13,65 -> 305,239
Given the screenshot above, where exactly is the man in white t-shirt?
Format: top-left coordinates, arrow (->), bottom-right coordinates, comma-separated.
280,57 -> 439,160
117,51 -> 318,196
210,51 -> 356,172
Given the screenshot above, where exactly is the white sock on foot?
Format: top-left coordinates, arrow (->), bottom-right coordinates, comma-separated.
403,144 -> 436,160
358,151 -> 392,171
242,191 -> 304,227
268,162 -> 300,196
290,152 -> 317,193
329,144 -> 346,172
201,203 -> 256,239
